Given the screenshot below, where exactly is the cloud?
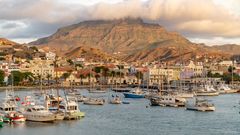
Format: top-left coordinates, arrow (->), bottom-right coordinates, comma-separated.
0,0 -> 240,44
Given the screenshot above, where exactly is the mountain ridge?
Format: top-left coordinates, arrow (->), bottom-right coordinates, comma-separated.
28,18 -> 238,62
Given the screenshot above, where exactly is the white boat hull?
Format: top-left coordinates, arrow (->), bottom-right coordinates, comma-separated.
196,92 -> 219,96
24,113 -> 55,122
186,106 -> 215,111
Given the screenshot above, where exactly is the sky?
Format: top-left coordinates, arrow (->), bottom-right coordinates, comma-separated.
0,0 -> 240,45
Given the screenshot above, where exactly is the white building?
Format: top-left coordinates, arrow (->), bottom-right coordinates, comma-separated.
45,51 -> 56,60
143,66 -> 180,85
20,59 -> 54,79
218,60 -> 235,67
184,61 -> 204,77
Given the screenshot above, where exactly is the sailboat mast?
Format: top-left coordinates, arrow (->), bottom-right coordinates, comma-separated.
232,58 -> 234,87
55,59 -> 60,111
40,64 -> 43,94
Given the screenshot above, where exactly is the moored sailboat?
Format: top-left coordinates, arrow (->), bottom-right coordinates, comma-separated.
186,98 -> 215,111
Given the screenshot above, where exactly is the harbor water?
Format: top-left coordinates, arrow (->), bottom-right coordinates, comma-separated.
0,90 -> 240,135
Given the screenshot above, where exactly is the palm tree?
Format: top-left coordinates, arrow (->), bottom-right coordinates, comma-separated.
36,74 -> 41,85
46,74 -> 52,86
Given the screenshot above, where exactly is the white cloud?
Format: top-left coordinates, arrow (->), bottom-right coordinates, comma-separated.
0,0 -> 240,45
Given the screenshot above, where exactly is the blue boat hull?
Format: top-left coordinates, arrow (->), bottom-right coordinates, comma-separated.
123,93 -> 145,98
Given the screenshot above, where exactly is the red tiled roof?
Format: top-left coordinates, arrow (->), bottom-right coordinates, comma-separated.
55,66 -> 73,72
75,69 -> 97,78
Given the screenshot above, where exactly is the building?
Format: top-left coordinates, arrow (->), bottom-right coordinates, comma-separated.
184,61 -> 204,77
45,51 -> 56,60
20,59 -> 54,79
143,66 -> 180,85
55,66 -> 74,78
218,60 -> 234,67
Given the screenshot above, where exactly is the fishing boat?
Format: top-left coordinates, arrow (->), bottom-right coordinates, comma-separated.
0,90 -> 26,122
150,95 -> 186,107
59,97 -> 85,120
83,98 -> 105,105
109,95 -> 122,104
44,94 -> 64,120
186,98 -> 215,111
21,105 -> 55,122
75,95 -> 88,102
0,113 -> 10,123
123,88 -> 145,98
0,116 -> 3,127
6,112 -> 26,122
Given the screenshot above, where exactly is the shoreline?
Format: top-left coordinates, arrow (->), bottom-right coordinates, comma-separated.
0,85 -> 130,91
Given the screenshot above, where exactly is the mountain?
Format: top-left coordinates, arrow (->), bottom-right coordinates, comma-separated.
0,38 -> 18,46
211,44 -> 240,55
0,38 -> 45,59
65,46 -> 118,62
30,18 -> 231,62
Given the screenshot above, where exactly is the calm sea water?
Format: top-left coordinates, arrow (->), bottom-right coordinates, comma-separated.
0,89 -> 240,135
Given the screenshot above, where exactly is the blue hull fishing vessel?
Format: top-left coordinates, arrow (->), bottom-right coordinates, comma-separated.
123,88 -> 145,98
123,93 -> 145,98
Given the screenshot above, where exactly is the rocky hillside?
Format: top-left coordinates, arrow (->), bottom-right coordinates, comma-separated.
65,46 -> 118,62
211,44 -> 240,55
0,38 -> 18,45
0,38 -> 45,59
30,18 -> 231,62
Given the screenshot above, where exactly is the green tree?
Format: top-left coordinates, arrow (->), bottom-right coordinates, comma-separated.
67,59 -> 74,65
30,46 -> 39,52
46,74 -> 52,86
61,72 -> 70,79
228,66 -> 236,73
0,70 -> 5,85
23,72 -> 34,82
9,71 -> 24,85
135,71 -> 143,84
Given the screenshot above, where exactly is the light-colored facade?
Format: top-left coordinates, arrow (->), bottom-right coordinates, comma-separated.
143,66 -> 180,85
20,59 -> 54,79
184,61 -> 204,77
218,60 -> 234,67
45,51 -> 56,60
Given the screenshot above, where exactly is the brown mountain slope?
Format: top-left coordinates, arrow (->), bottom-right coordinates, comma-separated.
0,38 -> 45,59
65,46 -> 117,62
0,38 -> 18,45
30,18 -> 231,62
211,44 -> 240,55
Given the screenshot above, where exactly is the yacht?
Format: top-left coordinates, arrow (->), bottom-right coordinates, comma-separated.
150,95 -> 186,107
59,97 -> 84,120
21,105 -> 55,122
186,98 -> 215,111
